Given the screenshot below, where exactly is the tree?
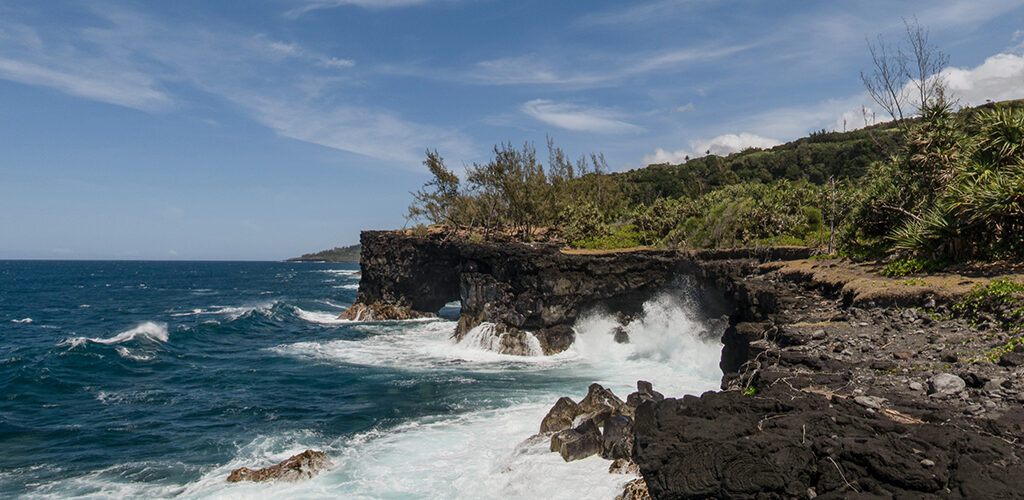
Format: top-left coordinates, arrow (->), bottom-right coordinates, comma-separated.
861,18 -> 950,127
406,149 -> 461,229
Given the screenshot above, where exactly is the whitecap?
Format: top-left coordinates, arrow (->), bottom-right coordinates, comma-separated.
292,308 -> 353,326
331,284 -> 359,290
11,318 -> 33,324
169,302 -> 276,321
62,321 -> 170,347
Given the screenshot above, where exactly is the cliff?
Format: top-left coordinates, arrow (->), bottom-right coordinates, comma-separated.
342,230 -> 805,355
344,230 -> 1024,498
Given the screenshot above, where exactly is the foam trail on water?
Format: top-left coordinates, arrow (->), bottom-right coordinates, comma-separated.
62,321 -> 170,347
170,302 -> 276,320
11,318 -> 33,324
293,307 -> 353,325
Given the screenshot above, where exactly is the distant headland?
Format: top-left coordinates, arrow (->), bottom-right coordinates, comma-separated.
287,244 -> 361,262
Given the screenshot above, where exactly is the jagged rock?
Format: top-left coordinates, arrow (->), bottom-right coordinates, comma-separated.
579,383 -> 625,416
612,326 -> 630,344
609,458 -> 640,475
928,373 -> 966,397
557,419 -> 602,462
535,325 -> 575,355
573,406 -> 614,429
616,478 -> 651,500
540,397 -> 580,433
634,387 -> 1024,498
626,380 -> 664,409
226,450 -> 331,483
602,415 -> 634,460
338,302 -> 433,321
348,231 -> 751,357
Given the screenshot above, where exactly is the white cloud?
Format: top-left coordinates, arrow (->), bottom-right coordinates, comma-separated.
318,56 -> 356,68
168,249 -> 178,256
675,103 -> 695,113
642,148 -> 693,165
244,95 -> 471,165
641,133 -> 779,166
521,99 -> 641,134
0,57 -> 172,111
942,52 -> 1024,105
691,133 -> 781,156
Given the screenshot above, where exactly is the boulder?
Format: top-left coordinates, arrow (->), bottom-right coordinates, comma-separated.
927,373 -> 966,398
612,326 -> 630,344
602,415 -> 634,460
579,383 -> 625,416
227,450 -> 331,483
609,458 -> 640,475
626,380 -> 664,409
616,478 -> 651,500
557,419 -> 602,462
540,397 -> 581,433
536,325 -> 575,355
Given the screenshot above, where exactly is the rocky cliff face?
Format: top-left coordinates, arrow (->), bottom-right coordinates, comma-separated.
342,231 -> 796,355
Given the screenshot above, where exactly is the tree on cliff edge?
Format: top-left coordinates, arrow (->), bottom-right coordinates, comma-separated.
407,149 -> 461,229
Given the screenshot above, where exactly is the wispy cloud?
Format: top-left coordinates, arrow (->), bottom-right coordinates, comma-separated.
243,95 -> 471,164
575,0 -> 706,28
521,99 -> 641,134
284,0 -> 434,18
0,56 -> 171,111
0,6 -> 464,167
465,41 -> 759,87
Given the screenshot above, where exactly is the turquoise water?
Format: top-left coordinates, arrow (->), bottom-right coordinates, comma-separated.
0,260 -> 722,499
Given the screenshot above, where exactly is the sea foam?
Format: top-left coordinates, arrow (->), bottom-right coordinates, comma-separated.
62,321 -> 170,348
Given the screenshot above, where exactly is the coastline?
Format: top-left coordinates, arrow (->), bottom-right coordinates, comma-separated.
346,229 -> 1024,498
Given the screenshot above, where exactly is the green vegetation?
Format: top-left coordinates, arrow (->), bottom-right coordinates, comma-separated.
880,256 -> 947,277
952,278 -> 1024,326
409,98 -> 1023,259
288,244 -> 361,262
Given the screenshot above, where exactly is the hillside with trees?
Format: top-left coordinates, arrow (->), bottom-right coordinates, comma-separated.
406,21 -> 1022,272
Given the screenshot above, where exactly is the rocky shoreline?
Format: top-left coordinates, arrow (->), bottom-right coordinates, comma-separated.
344,231 -> 1024,498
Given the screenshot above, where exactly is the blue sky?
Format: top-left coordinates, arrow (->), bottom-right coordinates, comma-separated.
1,0 -> 1022,260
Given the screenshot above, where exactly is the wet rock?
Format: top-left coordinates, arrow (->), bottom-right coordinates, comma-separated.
536,325 -> 575,355
556,419 -> 602,462
572,406 -> 614,429
612,326 -> 630,344
540,397 -> 580,433
339,302 -> 432,321
578,383 -> 625,416
626,380 -> 664,409
609,458 -> 640,475
602,415 -> 634,460
616,478 -> 651,500
927,373 -> 966,397
227,450 -> 331,483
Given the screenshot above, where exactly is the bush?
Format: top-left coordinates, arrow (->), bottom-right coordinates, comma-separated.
880,256 -> 946,277
573,224 -> 643,250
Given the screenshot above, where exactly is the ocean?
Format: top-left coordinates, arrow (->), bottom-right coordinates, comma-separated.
0,260 -> 722,499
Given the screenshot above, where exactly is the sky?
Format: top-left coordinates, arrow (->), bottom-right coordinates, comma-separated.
1,0 -> 1023,260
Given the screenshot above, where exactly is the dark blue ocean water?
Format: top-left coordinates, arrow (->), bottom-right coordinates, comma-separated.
0,261 -> 722,499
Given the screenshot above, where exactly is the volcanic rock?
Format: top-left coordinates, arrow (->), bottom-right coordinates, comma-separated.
540,397 -> 580,433
928,373 -> 967,397
226,450 -> 331,483
602,415 -> 634,460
